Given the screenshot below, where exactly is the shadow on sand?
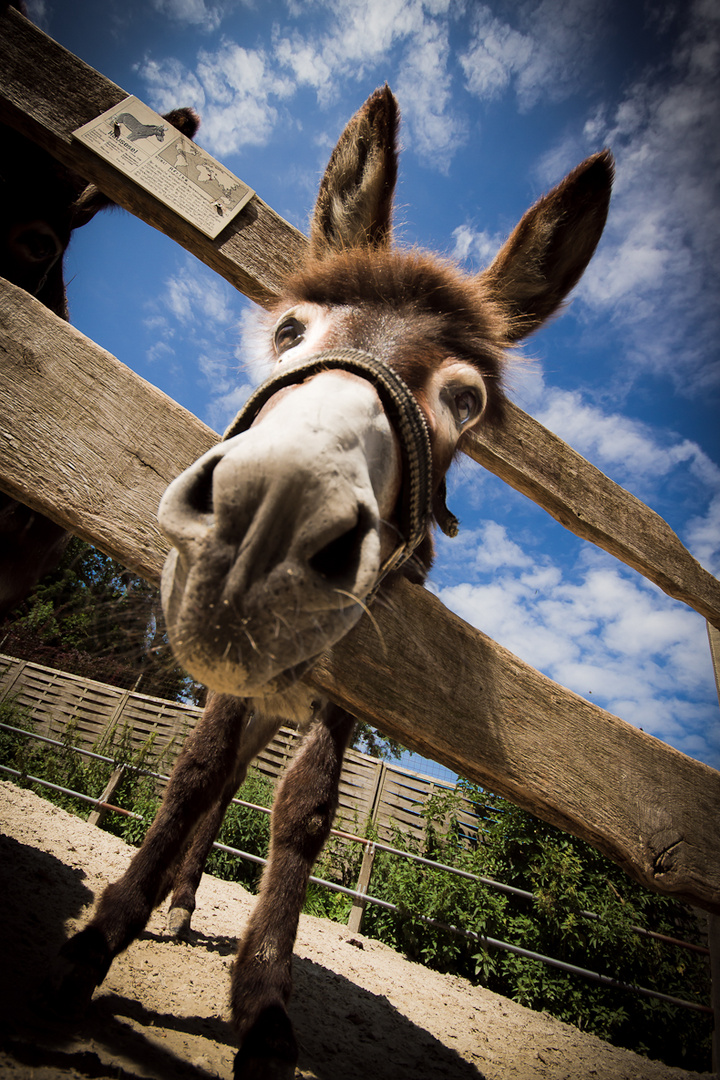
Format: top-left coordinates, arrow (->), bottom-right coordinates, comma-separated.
0,832 -> 485,1079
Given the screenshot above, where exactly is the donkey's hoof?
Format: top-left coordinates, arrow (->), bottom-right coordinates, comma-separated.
167,905 -> 193,939
43,926 -> 111,1021
233,1005 -> 298,1080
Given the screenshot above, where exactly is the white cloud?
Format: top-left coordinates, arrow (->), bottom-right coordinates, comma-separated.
436,542 -> 719,767
206,381 -> 254,434
138,42 -> 293,157
548,1 -> 720,393
460,0 -> 609,110
162,264 -> 236,326
272,0 -> 423,101
455,4 -> 720,397
135,56 -> 206,116
202,300 -> 272,431
499,368 -> 720,574
395,18 -> 466,165
270,0 -> 464,161
24,0 -> 50,29
472,522 -> 534,572
136,0 -> 471,169
273,35 -> 333,96
197,351 -> 232,393
685,494 -> 720,575
460,8 -> 531,101
145,338 -> 175,365
450,225 -> 502,267
534,389 -> 695,480
149,0 -> 240,33
142,265 -> 265,432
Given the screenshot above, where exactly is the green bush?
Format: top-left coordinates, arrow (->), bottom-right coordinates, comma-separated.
361,783 -> 712,1071
302,826 -> 364,923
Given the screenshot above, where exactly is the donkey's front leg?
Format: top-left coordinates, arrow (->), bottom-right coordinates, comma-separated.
165,789 -> 235,938
232,702 -> 355,1080
167,707 -> 284,938
49,693 -> 251,1017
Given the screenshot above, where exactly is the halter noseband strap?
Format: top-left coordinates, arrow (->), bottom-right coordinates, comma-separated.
223,348 -> 456,583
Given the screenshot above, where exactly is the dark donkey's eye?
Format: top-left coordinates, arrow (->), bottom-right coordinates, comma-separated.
274,316 -> 306,356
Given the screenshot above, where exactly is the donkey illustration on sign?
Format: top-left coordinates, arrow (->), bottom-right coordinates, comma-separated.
51,87 -> 613,1078
112,111 -> 169,142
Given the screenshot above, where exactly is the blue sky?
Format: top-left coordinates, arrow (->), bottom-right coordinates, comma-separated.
28,0 -> 720,771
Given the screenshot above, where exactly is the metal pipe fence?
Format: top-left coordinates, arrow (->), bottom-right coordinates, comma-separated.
0,720 -> 711,1018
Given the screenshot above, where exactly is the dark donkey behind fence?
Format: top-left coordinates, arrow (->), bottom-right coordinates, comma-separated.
50,87 -> 613,1079
0,11 -> 199,614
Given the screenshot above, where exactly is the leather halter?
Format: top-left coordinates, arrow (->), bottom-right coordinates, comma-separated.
223,348 -> 453,584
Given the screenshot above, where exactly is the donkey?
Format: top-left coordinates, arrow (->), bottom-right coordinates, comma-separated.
0,92 -> 199,615
51,87 -> 613,1078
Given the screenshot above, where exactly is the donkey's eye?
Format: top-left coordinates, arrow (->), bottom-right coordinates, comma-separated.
274,317 -> 306,355
454,388 -> 482,427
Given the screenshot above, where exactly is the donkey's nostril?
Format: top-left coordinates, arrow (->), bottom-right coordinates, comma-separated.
158,448 -> 223,552
186,457 -> 216,517
309,519 -> 365,585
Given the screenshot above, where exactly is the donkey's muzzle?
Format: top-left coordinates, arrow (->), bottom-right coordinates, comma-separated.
159,356 -> 417,697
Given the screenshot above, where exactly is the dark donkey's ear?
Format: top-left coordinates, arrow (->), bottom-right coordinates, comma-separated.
310,85 -> 399,258
479,150 -> 614,343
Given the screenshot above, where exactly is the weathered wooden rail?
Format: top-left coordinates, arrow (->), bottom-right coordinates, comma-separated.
1,6 -> 719,918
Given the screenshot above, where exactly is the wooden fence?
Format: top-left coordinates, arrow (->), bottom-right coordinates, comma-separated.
1,4 -> 719,924
0,652 -> 477,844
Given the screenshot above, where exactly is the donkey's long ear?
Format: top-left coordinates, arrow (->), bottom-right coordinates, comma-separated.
310,85 -> 399,258
480,150 -> 614,343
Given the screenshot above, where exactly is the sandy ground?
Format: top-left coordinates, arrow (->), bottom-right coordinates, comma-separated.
0,780 -> 712,1080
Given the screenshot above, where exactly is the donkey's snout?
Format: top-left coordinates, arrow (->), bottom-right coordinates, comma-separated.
158,371 -> 400,696
160,435 -> 381,599
211,436 -> 382,603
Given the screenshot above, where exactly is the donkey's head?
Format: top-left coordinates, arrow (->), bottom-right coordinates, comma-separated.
159,87 -> 612,699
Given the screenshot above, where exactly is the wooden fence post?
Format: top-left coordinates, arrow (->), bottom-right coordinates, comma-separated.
370,761 -> 388,830
347,842 -> 377,934
87,765 -> 126,827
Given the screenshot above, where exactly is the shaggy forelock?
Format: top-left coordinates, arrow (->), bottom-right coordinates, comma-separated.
277,248 -> 509,424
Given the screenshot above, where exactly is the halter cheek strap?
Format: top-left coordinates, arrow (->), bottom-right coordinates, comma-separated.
223,348 -> 459,582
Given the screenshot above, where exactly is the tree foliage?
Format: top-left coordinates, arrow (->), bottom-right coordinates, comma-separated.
350,719 -> 404,760
0,537 -> 203,703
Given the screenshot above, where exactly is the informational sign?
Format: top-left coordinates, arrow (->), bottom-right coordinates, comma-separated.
74,96 -> 254,239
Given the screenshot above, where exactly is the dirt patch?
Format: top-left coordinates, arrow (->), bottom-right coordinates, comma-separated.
0,781 -> 709,1080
